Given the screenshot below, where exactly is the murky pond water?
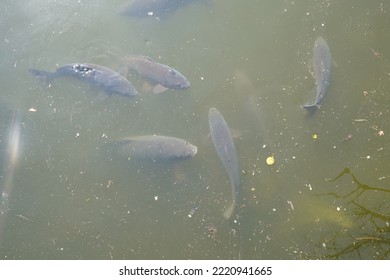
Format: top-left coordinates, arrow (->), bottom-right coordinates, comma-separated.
0,0 -> 389,259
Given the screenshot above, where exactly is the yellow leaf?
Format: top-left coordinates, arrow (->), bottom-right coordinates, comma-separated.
266,156 -> 275,165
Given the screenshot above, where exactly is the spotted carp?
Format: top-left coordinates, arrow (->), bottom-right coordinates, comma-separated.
29,63 -> 138,97
208,107 -> 240,220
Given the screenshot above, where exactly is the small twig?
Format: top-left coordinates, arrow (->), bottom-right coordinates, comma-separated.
15,214 -> 33,222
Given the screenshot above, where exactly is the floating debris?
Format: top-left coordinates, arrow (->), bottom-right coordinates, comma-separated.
205,225 -> 218,240
15,214 -> 33,222
312,133 -> 318,139
353,119 -> 368,122
341,134 -> 353,142
266,155 -> 275,165
187,206 -> 198,218
370,48 -> 383,58
287,200 -> 294,210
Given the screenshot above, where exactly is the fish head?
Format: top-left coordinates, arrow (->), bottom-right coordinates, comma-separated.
122,84 -> 139,97
174,142 -> 198,160
164,69 -> 190,89
188,143 -> 198,157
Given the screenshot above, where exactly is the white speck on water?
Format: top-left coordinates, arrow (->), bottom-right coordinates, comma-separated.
336,206 -> 341,211
306,183 -> 313,191
154,196 -> 158,201
287,200 -> 294,210
187,206 -> 198,218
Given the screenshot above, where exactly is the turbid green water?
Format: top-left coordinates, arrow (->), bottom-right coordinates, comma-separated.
0,0 -> 389,259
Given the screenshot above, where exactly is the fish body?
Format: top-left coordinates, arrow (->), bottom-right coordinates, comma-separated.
303,37 -> 331,109
29,63 -> 138,97
208,107 -> 240,219
110,135 -> 197,162
124,55 -> 190,91
119,0 -> 192,17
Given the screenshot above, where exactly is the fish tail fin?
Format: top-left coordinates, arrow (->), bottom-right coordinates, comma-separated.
223,199 -> 236,220
302,103 -> 316,109
302,103 -> 319,117
28,68 -> 56,86
302,102 -> 321,110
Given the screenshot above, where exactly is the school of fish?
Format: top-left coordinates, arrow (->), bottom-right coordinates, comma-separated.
27,2 -> 335,221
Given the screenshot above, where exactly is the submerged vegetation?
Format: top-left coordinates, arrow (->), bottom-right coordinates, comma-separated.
316,168 -> 390,259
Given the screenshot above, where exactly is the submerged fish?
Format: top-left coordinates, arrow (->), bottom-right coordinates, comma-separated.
119,0 -> 196,17
122,55 -> 190,93
109,135 -> 197,162
29,63 -> 138,97
303,37 -> 331,110
208,107 -> 240,220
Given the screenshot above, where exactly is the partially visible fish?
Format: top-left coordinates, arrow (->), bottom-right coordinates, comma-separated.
0,109 -> 23,243
233,69 -> 264,129
119,0 -> 196,18
303,37 -> 331,110
208,107 -> 240,220
122,55 -> 190,93
109,135 -> 197,162
29,63 -> 138,97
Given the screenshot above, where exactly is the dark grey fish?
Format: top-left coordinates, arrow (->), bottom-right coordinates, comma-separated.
119,0 -> 195,17
303,37 -> 331,110
109,135 -> 197,162
123,55 -> 190,93
29,63 -> 138,97
208,107 -> 240,220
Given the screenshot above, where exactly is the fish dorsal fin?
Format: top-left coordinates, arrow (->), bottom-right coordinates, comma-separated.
145,56 -> 156,63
